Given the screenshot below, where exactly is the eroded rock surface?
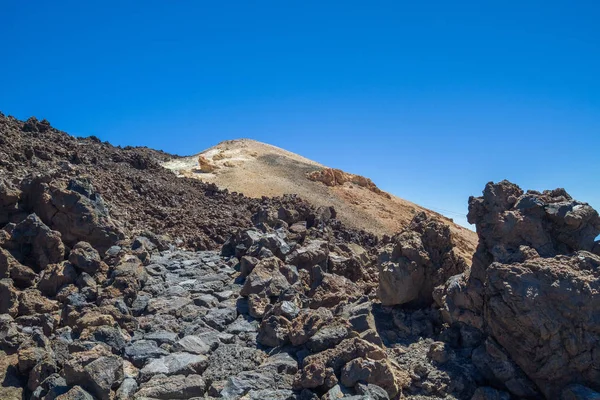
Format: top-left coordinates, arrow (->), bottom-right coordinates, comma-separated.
436,180 -> 600,397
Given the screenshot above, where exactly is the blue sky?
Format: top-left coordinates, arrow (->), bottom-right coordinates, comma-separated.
1,1 -> 599,228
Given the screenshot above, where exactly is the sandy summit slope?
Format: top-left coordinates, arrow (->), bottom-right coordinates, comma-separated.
163,139 -> 477,263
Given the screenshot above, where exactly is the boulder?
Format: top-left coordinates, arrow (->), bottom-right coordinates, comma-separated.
8,214 -> 65,271
69,242 -> 106,275
0,278 -> 19,317
308,272 -> 362,309
64,347 -> 124,400
139,352 -> 208,380
289,308 -> 334,346
286,240 -> 329,270
340,357 -> 399,398
134,374 -> 206,399
18,288 -> 59,316
20,177 -> 124,254
0,351 -> 25,399
55,385 -> 95,400
378,212 -> 467,306
0,248 -> 37,288
37,262 -> 78,297
124,340 -> 169,368
436,181 -> 600,397
257,315 -> 291,347
240,257 -> 292,297
294,338 -> 387,391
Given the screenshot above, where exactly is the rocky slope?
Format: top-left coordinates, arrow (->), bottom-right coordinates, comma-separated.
1,113 -> 600,400
161,139 -> 477,264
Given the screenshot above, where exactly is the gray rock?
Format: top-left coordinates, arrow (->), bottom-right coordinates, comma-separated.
355,382 -> 390,400
140,352 -> 208,380
91,326 -> 128,354
203,344 -> 266,384
226,315 -> 259,334
307,323 -> 350,353
204,306 -> 237,330
144,331 -> 178,345
174,335 -> 212,355
193,293 -> 219,308
124,340 -> 169,367
115,377 -> 137,400
64,355 -> 124,400
134,374 -> 205,399
55,385 -> 95,400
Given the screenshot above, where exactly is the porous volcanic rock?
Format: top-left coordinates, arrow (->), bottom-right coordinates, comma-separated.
378,212 -> 467,306
436,180 -> 600,397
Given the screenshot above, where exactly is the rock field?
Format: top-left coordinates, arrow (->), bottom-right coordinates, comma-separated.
1,114 -> 599,399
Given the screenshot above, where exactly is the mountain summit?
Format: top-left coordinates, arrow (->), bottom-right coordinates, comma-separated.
163,139 -> 477,263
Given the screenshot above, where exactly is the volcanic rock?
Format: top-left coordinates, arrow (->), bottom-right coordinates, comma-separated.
378,212 -> 467,306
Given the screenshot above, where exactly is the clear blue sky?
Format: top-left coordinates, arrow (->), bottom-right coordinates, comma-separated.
1,1 -> 599,228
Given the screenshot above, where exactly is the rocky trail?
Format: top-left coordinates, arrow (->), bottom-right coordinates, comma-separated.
1,114 -> 600,400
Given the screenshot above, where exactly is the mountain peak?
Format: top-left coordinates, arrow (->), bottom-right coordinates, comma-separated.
162,139 -> 477,263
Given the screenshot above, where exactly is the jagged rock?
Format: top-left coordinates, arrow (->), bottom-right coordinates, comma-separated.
22,116 -> 51,133
257,315 -> 291,347
482,254 -> 600,396
203,344 -> 266,387
378,212 -> 467,306
355,382 -> 390,400
174,335 -> 212,355
8,214 -> 65,272
436,181 -> 600,397
20,177 -> 124,254
289,308 -> 334,346
69,242 -> 106,275
203,306 -> 238,331
306,322 -> 351,353
307,168 -> 390,198
64,347 -> 124,400
340,357 -> 399,398
240,256 -> 259,278
0,248 -> 37,288
309,272 -> 362,309
248,293 -> 270,319
87,326 -> 128,354
55,385 -> 95,400
240,257 -> 292,297
294,338 -> 387,391
140,331 -> 176,346
198,155 -> 217,172
106,255 -> 147,305
0,278 -> 19,317
18,288 -> 59,316
286,240 -> 329,270
37,262 -> 78,297
124,340 -> 169,368
0,351 -> 25,399
0,179 -> 21,225
427,341 -> 453,365
139,352 -> 208,380
471,338 -> 538,398
116,377 -> 138,399
220,354 -> 297,399
134,374 -> 206,399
